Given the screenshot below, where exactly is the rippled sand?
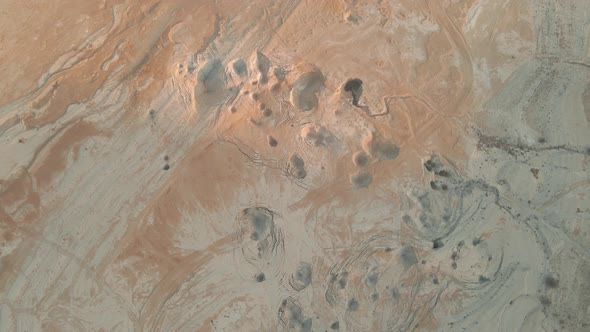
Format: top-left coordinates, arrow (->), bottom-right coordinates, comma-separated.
1,0 -> 589,331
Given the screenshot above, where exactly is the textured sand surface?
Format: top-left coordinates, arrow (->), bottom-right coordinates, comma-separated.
1,0 -> 589,331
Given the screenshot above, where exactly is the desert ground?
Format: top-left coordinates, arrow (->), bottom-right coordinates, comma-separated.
1,0 -> 589,331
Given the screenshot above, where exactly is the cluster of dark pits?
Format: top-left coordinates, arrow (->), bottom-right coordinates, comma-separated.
424,156 -> 453,191
163,155 -> 170,170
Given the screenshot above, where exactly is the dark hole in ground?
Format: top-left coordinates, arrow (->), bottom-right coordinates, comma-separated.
437,170 -> 450,177
544,275 -> 559,288
433,239 -> 444,249
472,237 -> 482,246
344,78 -> 363,107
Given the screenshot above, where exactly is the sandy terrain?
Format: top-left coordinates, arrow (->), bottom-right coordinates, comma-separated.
1,0 -> 589,331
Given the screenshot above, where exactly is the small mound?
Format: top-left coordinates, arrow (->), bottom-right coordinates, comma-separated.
270,82 -> 281,92
365,270 -> 378,287
235,206 -> 284,267
293,169 -> 306,179
300,124 -> 334,147
289,154 -> 307,179
352,151 -> 369,167
399,245 -> 419,268
424,156 -> 443,172
289,154 -> 304,168
194,58 -> 227,108
290,71 -> 324,111
289,262 -> 312,291
239,207 -> 274,242
347,298 -> 359,311
251,51 -> 271,83
231,58 -> 247,76
278,299 -> 312,332
350,171 -> 372,188
336,271 -> 348,289
362,132 -> 400,160
273,66 -> 286,81
373,142 -> 399,160
197,58 -> 224,90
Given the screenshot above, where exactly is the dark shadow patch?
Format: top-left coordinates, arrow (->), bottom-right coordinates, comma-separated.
347,298 -> 359,311
350,171 -> 372,189
433,239 -> 444,249
278,299 -> 312,332
544,275 -> 559,289
290,263 -> 312,291
231,58 -> 247,76
344,78 -> 363,106
352,151 -> 369,167
400,245 -> 419,268
289,154 -> 307,179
